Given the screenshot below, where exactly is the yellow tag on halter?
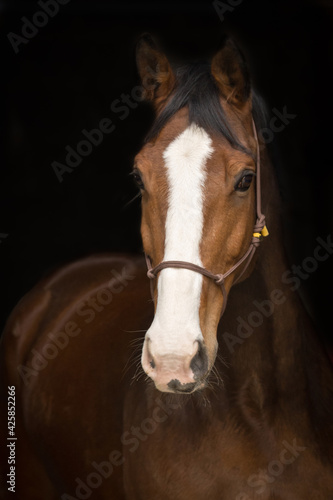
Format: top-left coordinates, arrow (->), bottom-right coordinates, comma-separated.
261,225 -> 269,237
253,226 -> 269,239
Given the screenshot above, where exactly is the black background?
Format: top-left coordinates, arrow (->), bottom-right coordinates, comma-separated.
1,0 -> 333,347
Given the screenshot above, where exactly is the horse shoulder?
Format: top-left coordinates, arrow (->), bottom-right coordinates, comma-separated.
0,253 -> 152,499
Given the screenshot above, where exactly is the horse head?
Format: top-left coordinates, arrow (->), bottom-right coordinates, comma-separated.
134,35 -> 266,393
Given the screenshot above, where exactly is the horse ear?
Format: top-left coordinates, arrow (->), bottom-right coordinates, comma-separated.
211,38 -> 251,108
136,34 -> 175,109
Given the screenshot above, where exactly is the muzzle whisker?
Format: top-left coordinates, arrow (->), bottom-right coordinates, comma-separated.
122,345 -> 143,379
128,336 -> 146,347
216,351 -> 229,369
125,329 -> 147,334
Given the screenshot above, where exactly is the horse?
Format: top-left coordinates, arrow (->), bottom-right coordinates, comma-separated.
1,34 -> 333,499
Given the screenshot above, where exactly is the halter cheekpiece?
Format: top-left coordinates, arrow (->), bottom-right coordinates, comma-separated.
145,119 -> 269,317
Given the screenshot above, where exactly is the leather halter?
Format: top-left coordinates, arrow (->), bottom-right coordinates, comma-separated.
145,119 -> 268,317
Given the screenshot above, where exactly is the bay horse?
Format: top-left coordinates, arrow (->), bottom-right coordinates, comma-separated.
1,35 -> 333,499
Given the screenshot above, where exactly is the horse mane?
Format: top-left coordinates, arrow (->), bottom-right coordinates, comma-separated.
145,62 -> 269,155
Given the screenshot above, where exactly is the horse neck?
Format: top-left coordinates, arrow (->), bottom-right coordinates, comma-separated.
217,151 -> 330,412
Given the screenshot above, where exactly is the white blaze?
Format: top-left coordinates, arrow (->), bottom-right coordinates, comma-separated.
147,124 -> 213,355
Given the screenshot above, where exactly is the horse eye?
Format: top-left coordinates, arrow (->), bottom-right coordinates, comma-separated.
235,173 -> 254,192
132,169 -> 144,190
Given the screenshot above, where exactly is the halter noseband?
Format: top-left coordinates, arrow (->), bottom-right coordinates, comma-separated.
145,119 -> 268,317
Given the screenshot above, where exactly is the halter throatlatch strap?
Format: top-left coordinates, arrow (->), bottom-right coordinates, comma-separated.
145,118 -> 269,318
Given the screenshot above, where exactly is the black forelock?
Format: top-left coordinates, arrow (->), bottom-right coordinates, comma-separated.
145,62 -> 268,156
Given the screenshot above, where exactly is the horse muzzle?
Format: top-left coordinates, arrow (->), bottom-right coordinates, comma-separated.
141,337 -> 210,393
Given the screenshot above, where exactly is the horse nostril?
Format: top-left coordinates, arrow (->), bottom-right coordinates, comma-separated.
144,337 -> 156,371
190,341 -> 208,380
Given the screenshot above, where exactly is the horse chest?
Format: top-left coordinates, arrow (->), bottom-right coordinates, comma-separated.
123,426 -> 309,500
123,395 -> 273,500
